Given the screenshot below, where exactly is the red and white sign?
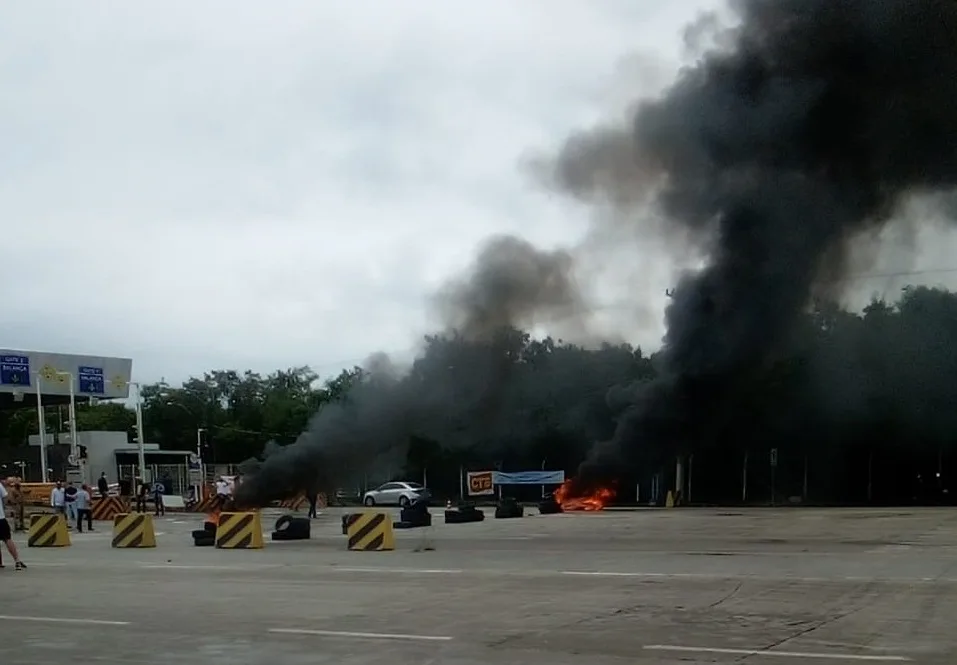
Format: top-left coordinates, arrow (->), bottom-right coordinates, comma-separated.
466,471 -> 494,496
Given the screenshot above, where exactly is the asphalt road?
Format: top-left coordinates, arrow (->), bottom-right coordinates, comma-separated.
2,506 -> 956,664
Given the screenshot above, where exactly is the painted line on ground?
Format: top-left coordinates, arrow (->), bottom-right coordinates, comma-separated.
0,614 -> 130,626
643,645 -> 910,661
331,566 -> 463,574
70,531 -> 167,538
562,571 -> 957,584
562,570 -> 723,579
19,562 -> 957,585
138,564 -> 281,571
269,628 -> 452,642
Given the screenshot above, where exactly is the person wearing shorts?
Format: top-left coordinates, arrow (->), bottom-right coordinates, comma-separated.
0,479 -> 26,570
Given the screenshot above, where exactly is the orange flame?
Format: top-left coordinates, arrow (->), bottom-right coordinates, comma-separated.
205,510 -> 221,525
553,479 -> 615,511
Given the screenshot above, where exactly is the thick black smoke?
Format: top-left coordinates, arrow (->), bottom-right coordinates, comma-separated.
236,0 -> 957,507
543,0 -> 957,481
436,235 -> 585,340
234,236 -> 589,506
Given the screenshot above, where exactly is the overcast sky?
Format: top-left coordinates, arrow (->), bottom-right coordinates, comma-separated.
3,1 -> 955,387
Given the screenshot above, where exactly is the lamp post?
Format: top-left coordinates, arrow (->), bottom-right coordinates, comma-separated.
196,427 -> 206,459
130,382 -> 147,483
53,371 -> 78,461
34,375 -> 49,483
165,399 -> 206,498
196,427 -> 207,499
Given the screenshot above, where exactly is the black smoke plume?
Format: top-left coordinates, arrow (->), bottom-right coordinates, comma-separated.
542,0 -> 957,481
235,0 -> 957,507
234,236 -> 588,507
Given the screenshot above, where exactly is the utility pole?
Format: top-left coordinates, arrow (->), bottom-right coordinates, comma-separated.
34,375 -> 49,483
132,382 -> 147,483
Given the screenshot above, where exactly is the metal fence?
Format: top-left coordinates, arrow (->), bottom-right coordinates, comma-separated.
117,463 -> 190,496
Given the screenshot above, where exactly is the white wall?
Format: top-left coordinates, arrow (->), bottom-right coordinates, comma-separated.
27,430 -> 158,484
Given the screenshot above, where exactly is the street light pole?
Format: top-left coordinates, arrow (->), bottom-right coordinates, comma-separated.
196,427 -> 207,499
56,371 -> 79,460
132,382 -> 147,483
34,374 -> 49,483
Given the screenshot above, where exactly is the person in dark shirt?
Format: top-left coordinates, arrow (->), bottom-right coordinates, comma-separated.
135,479 -> 149,513
64,482 -> 78,527
152,482 -> 165,517
97,473 -> 110,498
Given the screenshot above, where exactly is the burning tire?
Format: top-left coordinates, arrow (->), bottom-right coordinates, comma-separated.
192,531 -> 215,547
538,498 -> 563,515
550,481 -> 615,511
195,512 -> 219,545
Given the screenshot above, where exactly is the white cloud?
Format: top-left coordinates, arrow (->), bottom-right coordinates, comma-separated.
1,0 -> 724,383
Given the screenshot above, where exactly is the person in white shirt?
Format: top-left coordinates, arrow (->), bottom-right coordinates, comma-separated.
0,479 -> 26,570
50,481 -> 66,520
215,478 -> 230,510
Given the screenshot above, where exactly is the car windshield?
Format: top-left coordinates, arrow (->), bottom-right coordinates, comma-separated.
406,482 -> 424,489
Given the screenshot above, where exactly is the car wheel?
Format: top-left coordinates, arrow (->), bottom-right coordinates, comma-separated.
364,496 -> 375,507
398,495 -> 410,508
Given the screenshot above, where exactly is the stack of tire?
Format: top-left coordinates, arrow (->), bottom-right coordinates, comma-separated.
494,496 -> 524,519
272,514 -> 310,541
192,520 -> 217,547
444,502 -> 485,524
395,497 -> 432,529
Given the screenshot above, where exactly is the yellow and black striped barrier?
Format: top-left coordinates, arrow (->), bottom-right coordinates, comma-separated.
111,513 -> 157,548
346,511 -> 395,552
28,513 -> 71,548
215,511 -> 264,549
188,496 -> 218,513
92,496 -> 130,522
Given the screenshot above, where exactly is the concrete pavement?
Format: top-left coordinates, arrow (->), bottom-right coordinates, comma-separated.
2,506 -> 956,664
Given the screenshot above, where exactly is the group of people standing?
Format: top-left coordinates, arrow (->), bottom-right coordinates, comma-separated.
49,480 -> 95,532
134,478 -> 168,515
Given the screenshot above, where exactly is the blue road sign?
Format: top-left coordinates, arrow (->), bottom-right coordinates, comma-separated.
78,366 -> 105,394
0,355 -> 30,387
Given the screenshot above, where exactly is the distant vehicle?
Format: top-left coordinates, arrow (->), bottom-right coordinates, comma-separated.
362,481 -> 429,507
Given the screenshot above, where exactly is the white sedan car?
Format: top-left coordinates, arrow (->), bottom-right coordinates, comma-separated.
362,481 -> 429,507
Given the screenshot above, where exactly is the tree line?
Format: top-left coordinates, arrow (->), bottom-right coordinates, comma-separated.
2,285 -> 956,504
